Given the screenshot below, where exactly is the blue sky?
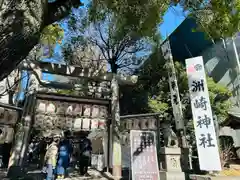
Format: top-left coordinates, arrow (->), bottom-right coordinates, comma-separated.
18,2 -> 187,100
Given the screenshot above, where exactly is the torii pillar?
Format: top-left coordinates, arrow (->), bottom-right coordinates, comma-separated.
110,73 -> 138,178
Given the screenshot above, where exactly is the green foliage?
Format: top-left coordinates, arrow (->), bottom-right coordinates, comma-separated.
180,0 -> 240,38
121,43 -> 232,123
39,24 -> 64,58
88,0 -> 240,39
63,6 -> 158,74
88,0 -> 170,39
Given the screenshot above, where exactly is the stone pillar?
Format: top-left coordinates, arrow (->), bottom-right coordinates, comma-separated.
111,74 -> 122,179
8,69 -> 40,177
159,147 -> 186,180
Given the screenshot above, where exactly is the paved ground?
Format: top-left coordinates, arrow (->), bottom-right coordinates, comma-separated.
0,168 -> 115,180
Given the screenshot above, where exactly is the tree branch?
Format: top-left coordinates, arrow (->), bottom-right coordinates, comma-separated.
44,0 -> 84,26
0,0 -> 83,81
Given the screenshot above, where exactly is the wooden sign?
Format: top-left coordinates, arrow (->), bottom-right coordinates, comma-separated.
130,130 -> 160,180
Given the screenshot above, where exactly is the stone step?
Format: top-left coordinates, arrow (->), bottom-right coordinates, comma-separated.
229,164 -> 240,170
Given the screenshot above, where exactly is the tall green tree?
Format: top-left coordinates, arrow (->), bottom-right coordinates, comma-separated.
121,44 -> 232,124
62,9 -> 158,74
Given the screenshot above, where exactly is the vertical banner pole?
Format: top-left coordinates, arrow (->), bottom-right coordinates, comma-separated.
161,40 -> 187,148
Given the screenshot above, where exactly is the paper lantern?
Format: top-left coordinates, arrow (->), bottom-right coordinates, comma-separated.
3,109 -> 10,124
66,103 -> 73,116
36,100 -> 46,113
0,126 -> 7,144
5,126 -> 14,143
66,117 -> 73,129
0,107 -> 4,120
46,102 -> 56,114
133,119 -> 140,129
126,120 -> 132,130
73,118 -> 82,130
82,118 -> 90,129
83,105 -> 91,117
141,119 -> 149,130
56,116 -> 66,128
92,105 -> 100,118
99,106 -> 108,118
73,104 -> 82,116
34,114 -> 44,128
98,119 -> 106,129
91,119 -> 99,129
148,119 -> 157,129
44,115 -> 54,129
56,102 -> 67,115
8,110 -> 18,125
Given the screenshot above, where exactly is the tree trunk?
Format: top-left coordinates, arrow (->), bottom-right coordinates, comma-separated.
0,0 -> 83,81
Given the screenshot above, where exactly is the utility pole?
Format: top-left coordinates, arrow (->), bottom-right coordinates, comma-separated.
161,40 -> 187,148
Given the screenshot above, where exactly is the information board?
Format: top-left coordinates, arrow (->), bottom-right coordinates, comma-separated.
130,130 -> 160,180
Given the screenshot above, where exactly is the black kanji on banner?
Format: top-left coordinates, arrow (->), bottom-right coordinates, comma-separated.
191,79 -> 204,92
199,133 -> 215,148
197,115 -> 211,129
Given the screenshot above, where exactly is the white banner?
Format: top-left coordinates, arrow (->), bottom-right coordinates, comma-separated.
186,56 -> 221,171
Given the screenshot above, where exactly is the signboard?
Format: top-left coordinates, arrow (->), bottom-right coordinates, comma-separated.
186,56 -> 221,171
130,130 -> 160,180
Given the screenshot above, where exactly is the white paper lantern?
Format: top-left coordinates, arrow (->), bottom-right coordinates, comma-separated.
92,105 -> 100,118
66,117 -> 73,129
34,114 -> 44,128
83,105 -> 91,117
66,104 -> 73,116
133,119 -> 140,129
5,126 -> 14,143
126,120 -> 132,130
46,102 -> 56,114
0,126 -> 7,144
44,115 -> 54,129
56,116 -> 66,128
73,104 -> 82,116
99,106 -> 108,118
82,118 -> 90,129
73,118 -> 82,130
148,119 -> 157,129
98,119 -> 106,129
56,102 -> 67,115
141,119 -> 149,130
0,107 -> 4,121
36,101 -> 46,113
91,119 -> 99,129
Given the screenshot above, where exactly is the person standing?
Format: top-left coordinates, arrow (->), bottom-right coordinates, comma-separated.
78,132 -> 92,176
56,130 -> 73,179
44,134 -> 60,180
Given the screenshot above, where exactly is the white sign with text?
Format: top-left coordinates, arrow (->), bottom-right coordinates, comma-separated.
186,56 -> 221,171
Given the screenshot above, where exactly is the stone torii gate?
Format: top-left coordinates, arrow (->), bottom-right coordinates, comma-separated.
7,60 -> 137,178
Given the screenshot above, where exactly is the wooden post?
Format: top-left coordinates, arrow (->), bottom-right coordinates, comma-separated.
111,74 -> 122,178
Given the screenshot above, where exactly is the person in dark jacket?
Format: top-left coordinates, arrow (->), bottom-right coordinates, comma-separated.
78,132 -> 92,176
